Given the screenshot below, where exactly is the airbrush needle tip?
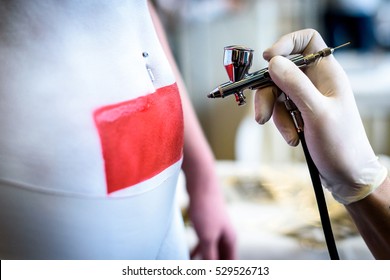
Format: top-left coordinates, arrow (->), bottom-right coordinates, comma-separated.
332,42 -> 351,52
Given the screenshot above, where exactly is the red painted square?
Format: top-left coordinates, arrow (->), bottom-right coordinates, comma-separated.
94,83 -> 184,194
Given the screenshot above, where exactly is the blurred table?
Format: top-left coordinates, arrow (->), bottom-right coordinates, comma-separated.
181,161 -> 375,260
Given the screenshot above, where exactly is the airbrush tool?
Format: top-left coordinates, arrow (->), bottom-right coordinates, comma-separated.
208,42 -> 350,106
208,42 -> 350,260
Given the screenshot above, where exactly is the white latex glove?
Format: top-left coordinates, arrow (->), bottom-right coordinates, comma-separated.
255,29 -> 387,205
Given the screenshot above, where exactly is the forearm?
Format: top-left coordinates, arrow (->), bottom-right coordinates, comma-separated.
345,176 -> 390,259
181,101 -> 220,197
148,2 -> 236,260
148,0 -> 220,196
178,68 -> 221,198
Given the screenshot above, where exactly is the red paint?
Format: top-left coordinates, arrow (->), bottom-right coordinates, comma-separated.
94,83 -> 184,194
225,64 -> 234,81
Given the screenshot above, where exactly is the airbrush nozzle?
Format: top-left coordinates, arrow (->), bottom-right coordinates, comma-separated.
331,42 -> 351,52
298,42 -> 351,66
208,87 -> 222,98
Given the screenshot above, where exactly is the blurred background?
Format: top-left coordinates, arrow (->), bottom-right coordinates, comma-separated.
153,0 -> 390,161
152,0 -> 390,259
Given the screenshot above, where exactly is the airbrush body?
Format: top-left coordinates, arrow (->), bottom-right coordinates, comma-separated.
208,42 -> 350,106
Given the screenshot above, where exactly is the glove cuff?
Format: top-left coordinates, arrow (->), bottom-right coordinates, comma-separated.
329,164 -> 388,205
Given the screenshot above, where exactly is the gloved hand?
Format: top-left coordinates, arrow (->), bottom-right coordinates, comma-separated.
254,29 -> 387,205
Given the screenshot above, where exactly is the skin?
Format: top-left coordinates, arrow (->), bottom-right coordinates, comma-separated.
149,1 -> 237,260
345,177 -> 390,259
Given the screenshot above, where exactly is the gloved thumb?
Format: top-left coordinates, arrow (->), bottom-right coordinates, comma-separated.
268,55 -> 324,114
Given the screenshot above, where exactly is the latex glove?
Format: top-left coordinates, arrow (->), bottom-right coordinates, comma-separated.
254,29 -> 387,205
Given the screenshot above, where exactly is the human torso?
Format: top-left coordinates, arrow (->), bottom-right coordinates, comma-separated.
0,0 -> 187,259
0,0 -> 183,197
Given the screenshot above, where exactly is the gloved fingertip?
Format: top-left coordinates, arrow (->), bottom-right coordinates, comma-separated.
254,88 -> 276,125
255,113 -> 270,125
268,55 -> 321,110
268,55 -> 293,74
262,49 -> 273,61
287,136 -> 300,147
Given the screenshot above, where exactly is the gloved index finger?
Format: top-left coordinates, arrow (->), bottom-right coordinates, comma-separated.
268,55 -> 326,115
263,29 -> 328,61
